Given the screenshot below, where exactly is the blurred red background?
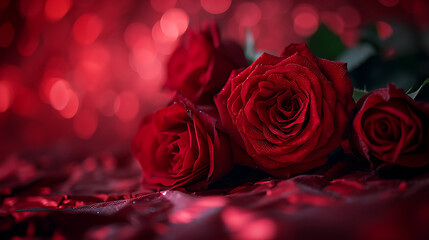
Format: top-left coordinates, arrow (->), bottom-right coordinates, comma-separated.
0,0 -> 428,160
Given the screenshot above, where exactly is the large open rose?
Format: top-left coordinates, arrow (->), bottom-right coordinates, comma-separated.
215,43 -> 355,177
131,96 -> 232,190
350,84 -> 429,167
165,22 -> 247,105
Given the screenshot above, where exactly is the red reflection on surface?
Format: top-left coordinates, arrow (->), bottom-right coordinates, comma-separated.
73,13 -> 103,45
201,0 -> 231,14
0,22 -> 14,47
44,0 -> 71,22
239,218 -> 277,240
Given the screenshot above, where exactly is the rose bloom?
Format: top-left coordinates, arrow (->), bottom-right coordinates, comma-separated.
131,96 -> 232,190
215,43 -> 355,177
165,22 -> 247,105
350,84 -> 429,167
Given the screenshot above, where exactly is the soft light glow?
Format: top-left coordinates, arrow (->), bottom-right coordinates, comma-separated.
292,4 -> 319,37
160,8 -> 189,39
19,0 -> 44,18
0,22 -> 14,48
339,6 -> 361,28
321,11 -> 345,35
96,90 -> 118,117
73,13 -> 103,45
201,0 -> 231,14
114,91 -> 140,122
235,2 -> 261,27
59,90 -> 79,119
49,78 -> 71,111
0,81 -> 13,113
124,23 -> 151,49
152,21 -> 177,55
180,0 -> 201,13
44,0 -> 71,22
377,21 -> 394,40
239,218 -> 276,240
73,109 -> 98,139
17,32 -> 39,56
74,43 -> 110,92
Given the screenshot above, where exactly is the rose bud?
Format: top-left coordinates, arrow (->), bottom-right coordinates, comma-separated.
165,22 -> 247,105
131,95 -> 233,191
215,43 -> 355,178
350,84 -> 429,168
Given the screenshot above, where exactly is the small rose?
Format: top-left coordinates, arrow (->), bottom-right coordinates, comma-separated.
350,84 -> 429,167
165,22 -> 247,105
131,95 -> 233,190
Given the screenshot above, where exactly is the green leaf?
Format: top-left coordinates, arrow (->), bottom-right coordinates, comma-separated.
405,86 -> 413,94
408,78 -> 429,99
353,88 -> 368,102
306,24 -> 346,60
244,28 -> 263,63
336,44 -> 376,72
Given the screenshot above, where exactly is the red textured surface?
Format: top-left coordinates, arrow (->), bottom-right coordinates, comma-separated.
1,151 -> 429,239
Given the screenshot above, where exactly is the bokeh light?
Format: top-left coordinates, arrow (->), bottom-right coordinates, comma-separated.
73,109 -> 98,139
377,21 -> 394,40
151,0 -> 177,13
19,0 -> 44,19
160,8 -> 189,39
201,0 -> 231,15
0,0 -> 427,158
49,78 -> 72,111
0,81 -> 13,113
235,2 -> 261,27
0,22 -> 14,48
338,6 -> 361,28
44,0 -> 71,22
73,13 -> 103,45
114,91 -> 140,122
292,4 -> 319,37
17,31 -> 39,56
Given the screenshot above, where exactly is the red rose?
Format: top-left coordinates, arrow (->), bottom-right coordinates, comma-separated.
350,84 -> 429,167
214,43 -> 355,177
165,23 -> 247,105
131,96 -> 233,190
